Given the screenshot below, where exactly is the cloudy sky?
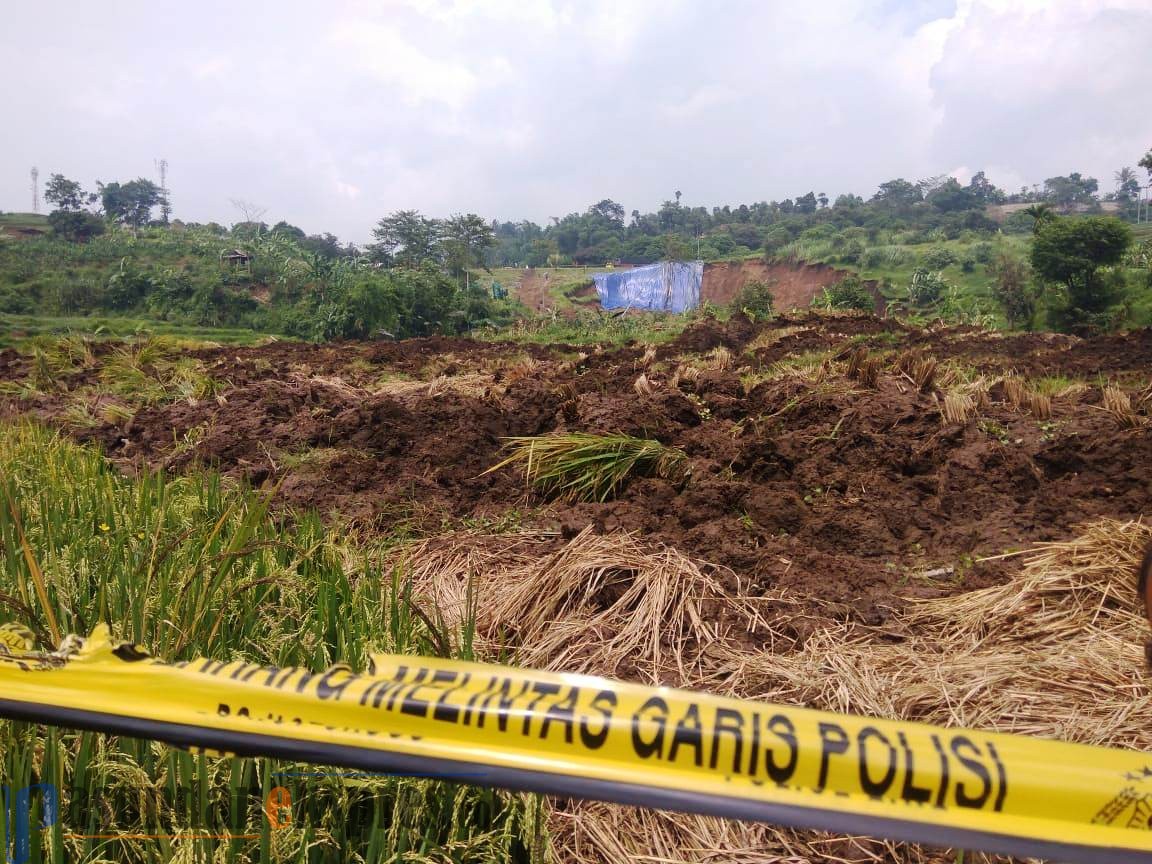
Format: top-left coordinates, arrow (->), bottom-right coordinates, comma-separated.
3,0 -> 1150,242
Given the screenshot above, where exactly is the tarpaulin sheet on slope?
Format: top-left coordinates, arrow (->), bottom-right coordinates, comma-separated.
593,261 -> 703,313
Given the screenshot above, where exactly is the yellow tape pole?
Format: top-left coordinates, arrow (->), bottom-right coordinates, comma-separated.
1,626 -> 1150,863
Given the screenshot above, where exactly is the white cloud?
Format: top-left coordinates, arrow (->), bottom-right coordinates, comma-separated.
1,0 -> 1149,241
328,19 -> 481,110
661,86 -> 739,121
191,56 -> 233,80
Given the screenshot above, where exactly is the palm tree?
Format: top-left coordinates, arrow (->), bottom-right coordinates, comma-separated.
1114,167 -> 1139,202
1022,203 -> 1055,233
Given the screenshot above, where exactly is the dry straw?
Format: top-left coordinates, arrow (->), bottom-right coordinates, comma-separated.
406,517 -> 1152,862
402,526 -> 780,683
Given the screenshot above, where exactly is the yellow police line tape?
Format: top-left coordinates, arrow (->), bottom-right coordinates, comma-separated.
0,625 -> 1149,862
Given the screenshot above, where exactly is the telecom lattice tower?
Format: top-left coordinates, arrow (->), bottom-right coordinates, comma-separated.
156,159 -> 170,223
30,167 -> 39,214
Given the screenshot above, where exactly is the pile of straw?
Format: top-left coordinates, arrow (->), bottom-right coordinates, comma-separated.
401,518 -> 1151,862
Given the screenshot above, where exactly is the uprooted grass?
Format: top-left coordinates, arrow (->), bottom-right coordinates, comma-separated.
486,432 -> 690,503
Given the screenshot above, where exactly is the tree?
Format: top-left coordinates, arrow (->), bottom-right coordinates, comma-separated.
872,178 -> 922,209
372,210 -> 439,267
100,178 -> 165,228
589,199 -> 625,227
1043,173 -> 1098,208
230,199 -> 267,227
441,213 -> 496,287
793,191 -> 818,214
990,252 -> 1035,329
43,174 -> 88,211
926,178 -> 977,212
1114,167 -> 1140,202
966,171 -> 1004,204
271,221 -> 307,240
1022,204 -> 1055,233
1031,216 -> 1131,332
1139,148 -> 1152,181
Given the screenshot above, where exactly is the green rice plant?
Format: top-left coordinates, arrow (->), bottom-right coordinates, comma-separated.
487,433 -> 689,502
0,422 -> 543,863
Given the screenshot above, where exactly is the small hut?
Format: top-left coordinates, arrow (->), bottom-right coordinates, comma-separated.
220,249 -> 253,272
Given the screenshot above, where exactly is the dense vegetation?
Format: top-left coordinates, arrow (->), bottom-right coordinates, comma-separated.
0,221 -> 512,343
3,158 -> 1151,342
0,422 -> 542,863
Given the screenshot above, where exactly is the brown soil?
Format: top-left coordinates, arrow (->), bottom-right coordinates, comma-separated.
5,315 -> 1151,640
702,259 -> 885,313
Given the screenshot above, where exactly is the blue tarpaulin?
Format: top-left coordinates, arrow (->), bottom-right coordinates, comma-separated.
593,261 -> 703,313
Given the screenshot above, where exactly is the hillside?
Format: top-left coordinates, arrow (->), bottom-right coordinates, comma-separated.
0,223 -> 516,345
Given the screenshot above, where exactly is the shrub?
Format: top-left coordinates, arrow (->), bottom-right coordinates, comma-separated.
907,268 -> 948,306
47,210 -> 106,242
861,247 -> 885,269
732,279 -> 775,319
959,253 -> 977,273
920,246 -> 956,270
815,275 -> 874,311
990,252 -> 1036,329
971,241 -> 995,264
762,225 -> 793,255
837,239 -> 865,264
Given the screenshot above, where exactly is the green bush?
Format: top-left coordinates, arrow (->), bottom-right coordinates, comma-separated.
907,268 -> 948,306
815,275 -> 874,311
971,241 -> 995,264
920,246 -> 956,270
837,239 -> 865,264
990,252 -> 1036,329
1032,216 -> 1132,334
763,224 -> 794,255
733,279 -> 775,319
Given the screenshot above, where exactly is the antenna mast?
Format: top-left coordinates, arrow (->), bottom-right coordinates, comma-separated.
155,158 -> 170,223
30,167 -> 39,214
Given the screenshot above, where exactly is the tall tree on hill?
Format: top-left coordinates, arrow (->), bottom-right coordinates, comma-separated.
589,199 -> 625,227
99,178 -> 166,229
1114,167 -> 1140,202
1031,216 -> 1131,333
926,178 -> 977,212
966,171 -> 1005,204
1140,148 -> 1152,181
43,174 -> 91,211
441,213 -> 496,288
1042,173 -> 1098,209
372,210 -> 440,267
872,178 -> 922,209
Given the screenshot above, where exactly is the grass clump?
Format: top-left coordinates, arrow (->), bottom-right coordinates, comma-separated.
488,433 -> 689,502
